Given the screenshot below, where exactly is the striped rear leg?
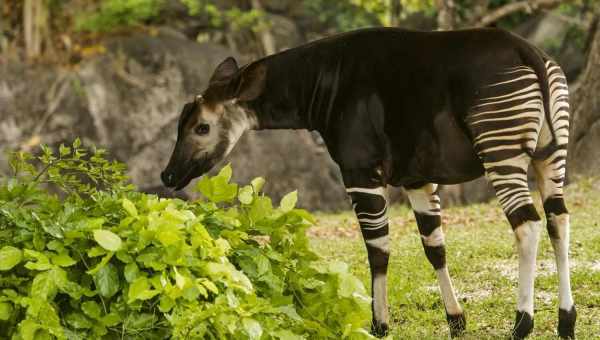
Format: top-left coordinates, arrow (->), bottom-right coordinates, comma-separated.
533,156 -> 575,339
467,66 -> 545,339
533,60 -> 575,339
405,183 -> 465,337
347,186 -> 390,337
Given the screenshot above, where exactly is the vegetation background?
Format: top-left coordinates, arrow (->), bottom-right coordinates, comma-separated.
1,1 -> 600,338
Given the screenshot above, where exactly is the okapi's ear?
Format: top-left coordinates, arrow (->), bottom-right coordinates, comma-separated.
236,62 -> 267,102
209,57 -> 239,84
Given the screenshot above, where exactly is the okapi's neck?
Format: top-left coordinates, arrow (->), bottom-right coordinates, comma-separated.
244,48 -> 343,133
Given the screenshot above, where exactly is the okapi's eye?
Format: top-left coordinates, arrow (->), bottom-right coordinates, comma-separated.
194,124 -> 210,135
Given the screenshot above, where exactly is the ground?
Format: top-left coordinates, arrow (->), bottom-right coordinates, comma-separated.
308,178 -> 600,339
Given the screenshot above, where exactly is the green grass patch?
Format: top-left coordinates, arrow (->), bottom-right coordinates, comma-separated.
309,179 -> 600,339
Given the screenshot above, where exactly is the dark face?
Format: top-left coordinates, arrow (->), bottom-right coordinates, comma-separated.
161,57 -> 266,190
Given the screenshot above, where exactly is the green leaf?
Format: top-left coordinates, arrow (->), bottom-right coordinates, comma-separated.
0,246 -> 22,271
249,196 -> 273,222
251,177 -> 265,193
200,280 -> 219,295
81,301 -> 102,319
124,262 -> 140,283
279,190 -> 297,212
196,164 -> 238,203
128,277 -> 160,303
157,229 -> 181,246
101,312 -> 121,327
31,271 -> 57,300
93,229 -> 122,251
0,302 -> 13,321
122,198 -> 138,217
242,318 -> 263,339
23,249 -> 52,271
238,185 -> 254,204
51,253 -> 77,267
93,263 -> 119,298
18,318 -> 42,340
272,329 -> 304,340
65,312 -> 93,329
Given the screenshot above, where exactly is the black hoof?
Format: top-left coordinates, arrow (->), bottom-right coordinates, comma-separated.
558,306 -> 576,339
446,312 -> 466,338
371,322 -> 389,338
512,311 -> 534,339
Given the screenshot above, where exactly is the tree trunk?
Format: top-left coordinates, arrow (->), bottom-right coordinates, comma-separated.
436,0 -> 456,30
388,0 -> 402,27
23,0 -> 49,59
568,16 -> 600,176
250,0 -> 276,56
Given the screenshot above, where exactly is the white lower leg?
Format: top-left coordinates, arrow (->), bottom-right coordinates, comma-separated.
550,214 -> 574,310
436,267 -> 462,315
515,220 -> 541,315
372,273 -> 389,324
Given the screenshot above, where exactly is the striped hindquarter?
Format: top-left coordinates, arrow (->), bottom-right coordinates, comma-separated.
466,60 -> 575,339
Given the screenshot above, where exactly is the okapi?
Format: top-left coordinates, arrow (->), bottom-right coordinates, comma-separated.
161,27 -> 575,339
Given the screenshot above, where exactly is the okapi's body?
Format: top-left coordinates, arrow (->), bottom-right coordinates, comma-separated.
162,27 -> 575,339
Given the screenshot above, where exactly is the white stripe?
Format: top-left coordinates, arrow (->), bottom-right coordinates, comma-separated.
358,215 -> 388,226
365,235 -> 389,252
356,204 -> 387,217
346,187 -> 386,196
421,227 -> 445,247
477,83 -> 540,103
486,74 -> 538,87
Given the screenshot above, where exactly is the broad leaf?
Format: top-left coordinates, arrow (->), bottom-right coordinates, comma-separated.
93,229 -> 122,251
93,263 -> 119,298
279,190 -> 298,212
0,246 -> 22,271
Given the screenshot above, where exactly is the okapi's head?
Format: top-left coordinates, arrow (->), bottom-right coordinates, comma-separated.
161,57 -> 267,190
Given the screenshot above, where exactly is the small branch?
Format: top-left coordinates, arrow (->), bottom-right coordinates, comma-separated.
474,0 -> 565,27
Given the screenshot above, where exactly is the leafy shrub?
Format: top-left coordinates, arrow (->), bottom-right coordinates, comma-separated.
76,0 -> 164,33
0,141 -> 372,339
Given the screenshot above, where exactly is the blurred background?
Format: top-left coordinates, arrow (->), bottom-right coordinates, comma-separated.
0,0 -> 599,211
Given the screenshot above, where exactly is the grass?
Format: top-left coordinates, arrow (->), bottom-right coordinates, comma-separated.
308,178 -> 600,339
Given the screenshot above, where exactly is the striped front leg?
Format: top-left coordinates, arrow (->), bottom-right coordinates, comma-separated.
405,183 -> 465,338
347,186 -> 390,337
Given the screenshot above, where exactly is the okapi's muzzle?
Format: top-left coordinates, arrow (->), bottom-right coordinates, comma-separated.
161,147 -> 212,191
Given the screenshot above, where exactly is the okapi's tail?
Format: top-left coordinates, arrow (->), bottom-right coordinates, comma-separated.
519,44 -> 570,160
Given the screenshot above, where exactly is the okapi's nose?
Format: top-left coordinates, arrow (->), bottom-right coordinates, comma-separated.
161,171 -> 175,187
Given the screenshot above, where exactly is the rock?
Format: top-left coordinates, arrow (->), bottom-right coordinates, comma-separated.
268,14 -> 303,52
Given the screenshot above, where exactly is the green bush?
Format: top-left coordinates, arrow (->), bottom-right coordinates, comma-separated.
0,141 -> 372,339
76,0 -> 164,33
